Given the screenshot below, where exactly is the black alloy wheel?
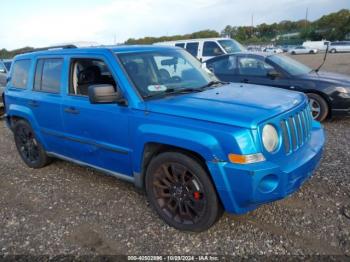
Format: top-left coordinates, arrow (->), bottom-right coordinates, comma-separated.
146,152 -> 222,232
14,120 -> 51,168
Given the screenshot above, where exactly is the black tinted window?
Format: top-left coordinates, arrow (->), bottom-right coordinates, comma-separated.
238,57 -> 273,76
34,59 -> 63,93
175,43 -> 185,48
207,56 -> 237,74
203,41 -> 224,57
186,42 -> 199,57
11,60 -> 31,89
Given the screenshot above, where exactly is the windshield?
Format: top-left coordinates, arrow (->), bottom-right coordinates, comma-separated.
117,49 -> 217,98
268,54 -> 312,76
218,39 -> 246,53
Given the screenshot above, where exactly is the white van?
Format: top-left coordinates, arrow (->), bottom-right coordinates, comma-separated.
302,40 -> 330,51
154,38 -> 245,62
329,41 -> 350,53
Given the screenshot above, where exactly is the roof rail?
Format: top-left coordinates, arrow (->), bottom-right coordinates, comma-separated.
37,44 -> 78,51
16,44 -> 78,55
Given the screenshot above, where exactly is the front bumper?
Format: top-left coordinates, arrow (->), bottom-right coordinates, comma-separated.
331,92 -> 350,117
207,125 -> 325,214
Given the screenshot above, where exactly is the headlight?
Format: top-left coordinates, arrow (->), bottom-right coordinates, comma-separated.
262,124 -> 279,153
334,87 -> 349,94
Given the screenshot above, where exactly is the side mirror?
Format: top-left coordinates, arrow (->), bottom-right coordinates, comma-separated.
88,84 -> 126,105
267,69 -> 280,79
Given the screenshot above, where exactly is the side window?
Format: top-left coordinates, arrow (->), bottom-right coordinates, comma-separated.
175,43 -> 185,48
69,58 -> 117,96
185,42 -> 199,57
203,42 -> 224,57
11,60 -> 31,89
207,56 -> 237,75
238,57 -> 273,77
34,58 -> 63,93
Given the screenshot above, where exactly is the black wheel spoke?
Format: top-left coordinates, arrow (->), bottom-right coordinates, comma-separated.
153,162 -> 207,225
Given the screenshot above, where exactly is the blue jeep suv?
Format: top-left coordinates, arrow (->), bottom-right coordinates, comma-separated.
4,45 -> 325,231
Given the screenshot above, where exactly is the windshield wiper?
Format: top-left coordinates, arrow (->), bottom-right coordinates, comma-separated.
144,81 -> 227,100
197,80 -> 227,90
144,87 -> 203,100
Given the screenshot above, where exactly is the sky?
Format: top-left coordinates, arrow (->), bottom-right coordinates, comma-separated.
1,0 -> 349,50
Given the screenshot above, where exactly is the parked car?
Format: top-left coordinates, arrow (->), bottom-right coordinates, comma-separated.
154,38 -> 245,62
0,59 -> 12,116
289,46 -> 318,55
263,47 -> 283,54
204,52 -> 350,121
302,40 -> 330,52
329,41 -> 350,53
5,45 -> 324,231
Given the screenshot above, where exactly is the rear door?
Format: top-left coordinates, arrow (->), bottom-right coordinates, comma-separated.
28,57 -> 66,154
61,55 -> 132,176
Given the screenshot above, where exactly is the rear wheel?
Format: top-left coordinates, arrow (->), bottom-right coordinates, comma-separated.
145,152 -> 222,232
291,51 -> 296,55
330,49 -> 336,53
307,93 -> 329,121
13,120 -> 51,168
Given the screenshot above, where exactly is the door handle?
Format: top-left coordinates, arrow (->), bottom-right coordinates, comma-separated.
64,107 -> 80,114
28,100 -> 39,107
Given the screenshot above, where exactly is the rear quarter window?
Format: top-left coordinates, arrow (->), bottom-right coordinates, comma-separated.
11,59 -> 31,89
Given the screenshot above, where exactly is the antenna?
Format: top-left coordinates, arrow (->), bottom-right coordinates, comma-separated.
315,42 -> 329,73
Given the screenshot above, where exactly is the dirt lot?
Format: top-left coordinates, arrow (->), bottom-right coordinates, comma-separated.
0,54 -> 349,256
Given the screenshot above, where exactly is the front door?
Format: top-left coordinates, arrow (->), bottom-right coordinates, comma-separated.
236,55 -> 291,89
61,56 -> 132,176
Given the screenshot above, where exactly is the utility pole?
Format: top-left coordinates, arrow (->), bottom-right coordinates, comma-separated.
251,13 -> 254,37
305,8 -> 309,28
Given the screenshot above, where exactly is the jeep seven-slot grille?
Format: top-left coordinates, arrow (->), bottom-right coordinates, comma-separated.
280,106 -> 313,154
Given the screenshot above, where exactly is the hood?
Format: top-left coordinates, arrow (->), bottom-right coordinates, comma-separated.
304,71 -> 350,86
146,83 -> 306,129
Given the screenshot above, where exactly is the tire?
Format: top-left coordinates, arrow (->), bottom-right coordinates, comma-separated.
145,152 -> 223,232
13,120 -> 52,168
307,93 -> 329,122
330,49 -> 336,53
309,51 -> 314,54
291,51 -> 296,55
0,107 -> 4,118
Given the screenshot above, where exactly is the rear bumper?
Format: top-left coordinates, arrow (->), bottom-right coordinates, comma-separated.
207,126 -> 325,214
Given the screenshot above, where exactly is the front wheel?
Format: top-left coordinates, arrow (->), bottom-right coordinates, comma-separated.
330,49 -> 336,53
145,152 -> 222,232
307,93 -> 329,121
13,120 -> 52,168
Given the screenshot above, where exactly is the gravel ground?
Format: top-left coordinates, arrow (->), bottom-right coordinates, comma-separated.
0,54 -> 349,256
